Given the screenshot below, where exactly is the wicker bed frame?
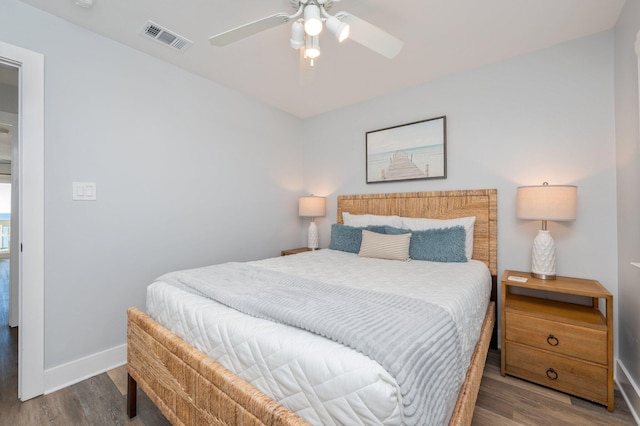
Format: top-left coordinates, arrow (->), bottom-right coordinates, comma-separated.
127,189 -> 497,426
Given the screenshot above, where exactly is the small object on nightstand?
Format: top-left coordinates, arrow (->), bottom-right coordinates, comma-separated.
281,247 -> 315,256
507,275 -> 528,283
500,270 -> 614,412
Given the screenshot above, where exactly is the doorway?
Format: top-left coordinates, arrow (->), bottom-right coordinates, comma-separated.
0,106 -> 18,330
0,41 -> 45,401
0,62 -> 18,403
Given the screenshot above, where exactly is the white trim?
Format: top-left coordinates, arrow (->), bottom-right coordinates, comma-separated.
616,359 -> 640,425
0,41 -> 45,401
44,344 -> 127,394
637,31 -> 640,142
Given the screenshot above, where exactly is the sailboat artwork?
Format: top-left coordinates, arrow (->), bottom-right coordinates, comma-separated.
366,116 -> 446,183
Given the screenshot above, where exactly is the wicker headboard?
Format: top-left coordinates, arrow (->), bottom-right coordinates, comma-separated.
337,189 -> 497,276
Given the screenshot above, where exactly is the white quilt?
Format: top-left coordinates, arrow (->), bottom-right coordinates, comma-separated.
146,249 -> 491,425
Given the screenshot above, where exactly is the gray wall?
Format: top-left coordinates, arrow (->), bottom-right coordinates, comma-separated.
2,0 -> 636,411
302,31 -> 618,347
0,0 -> 304,369
615,0 -> 640,416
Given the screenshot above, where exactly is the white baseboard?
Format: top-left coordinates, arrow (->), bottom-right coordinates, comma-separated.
43,343 -> 127,394
616,359 -> 640,425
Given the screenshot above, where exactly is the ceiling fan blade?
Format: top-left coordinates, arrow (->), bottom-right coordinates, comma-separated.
337,13 -> 403,59
209,13 -> 291,47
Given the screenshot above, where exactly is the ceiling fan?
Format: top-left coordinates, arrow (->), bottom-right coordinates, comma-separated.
208,0 -> 404,64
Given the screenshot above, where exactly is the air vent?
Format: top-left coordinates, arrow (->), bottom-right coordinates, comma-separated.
142,21 -> 193,52
290,0 -> 333,11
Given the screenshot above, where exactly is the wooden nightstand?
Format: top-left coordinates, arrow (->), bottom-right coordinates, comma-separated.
500,270 -> 614,411
281,247 -> 315,256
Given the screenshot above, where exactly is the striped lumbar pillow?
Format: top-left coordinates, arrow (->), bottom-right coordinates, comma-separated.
358,229 -> 411,261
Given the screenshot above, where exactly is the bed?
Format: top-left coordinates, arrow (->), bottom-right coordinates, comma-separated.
127,189 -> 497,425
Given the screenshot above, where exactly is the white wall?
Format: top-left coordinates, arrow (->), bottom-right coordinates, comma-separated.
0,0 -> 628,402
0,0 -> 304,375
303,32 -> 618,344
615,0 -> 640,419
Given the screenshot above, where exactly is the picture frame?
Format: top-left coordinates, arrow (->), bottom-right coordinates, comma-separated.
366,116 -> 446,184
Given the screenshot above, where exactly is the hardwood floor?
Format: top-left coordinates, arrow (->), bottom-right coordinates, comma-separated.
1,262 -> 636,424
0,259 -> 167,425
473,350 -> 635,425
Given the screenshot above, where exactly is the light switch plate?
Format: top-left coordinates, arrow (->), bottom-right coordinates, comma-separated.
72,182 -> 97,201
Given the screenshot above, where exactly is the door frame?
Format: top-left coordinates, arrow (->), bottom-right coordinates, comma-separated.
0,41 -> 45,401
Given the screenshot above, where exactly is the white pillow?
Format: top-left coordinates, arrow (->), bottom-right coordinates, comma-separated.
342,212 -> 403,228
401,216 -> 476,259
358,230 -> 411,261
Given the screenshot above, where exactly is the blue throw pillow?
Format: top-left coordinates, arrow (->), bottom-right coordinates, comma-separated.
384,226 -> 411,235
329,224 -> 386,253
384,225 -> 467,262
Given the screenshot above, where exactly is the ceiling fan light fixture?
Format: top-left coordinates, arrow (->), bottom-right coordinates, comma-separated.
305,35 -> 320,59
326,16 -> 349,42
290,21 -> 304,49
304,5 -> 323,36
207,3 -> 404,68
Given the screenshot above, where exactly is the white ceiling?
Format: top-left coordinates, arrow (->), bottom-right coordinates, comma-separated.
19,0 -> 625,118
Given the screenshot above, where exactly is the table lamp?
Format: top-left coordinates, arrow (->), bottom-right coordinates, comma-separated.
298,195 -> 326,250
516,182 -> 577,280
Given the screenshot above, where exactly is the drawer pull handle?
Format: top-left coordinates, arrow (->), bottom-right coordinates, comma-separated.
546,368 -> 558,380
546,334 -> 559,346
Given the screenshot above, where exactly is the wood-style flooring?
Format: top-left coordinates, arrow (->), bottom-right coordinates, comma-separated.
474,350 -> 635,425
1,260 -> 636,424
0,259 -> 169,426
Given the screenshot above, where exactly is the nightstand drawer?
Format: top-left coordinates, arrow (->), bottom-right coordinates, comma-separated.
505,342 -> 607,404
505,311 -> 607,364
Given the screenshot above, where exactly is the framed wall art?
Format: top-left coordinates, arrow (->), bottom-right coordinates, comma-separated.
366,116 -> 446,183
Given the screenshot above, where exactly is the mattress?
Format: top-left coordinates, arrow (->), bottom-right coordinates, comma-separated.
146,249 -> 491,425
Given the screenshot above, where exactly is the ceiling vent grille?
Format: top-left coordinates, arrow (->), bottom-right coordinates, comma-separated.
142,21 -> 193,52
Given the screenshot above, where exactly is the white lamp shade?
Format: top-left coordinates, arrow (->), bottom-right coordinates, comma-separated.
304,4 -> 322,36
516,184 -> 577,221
305,35 -> 320,59
290,21 -> 304,49
298,196 -> 326,217
326,16 -> 350,42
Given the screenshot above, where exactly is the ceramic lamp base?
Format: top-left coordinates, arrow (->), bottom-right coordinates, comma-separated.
531,271 -> 557,280
307,221 -> 319,250
531,230 -> 557,280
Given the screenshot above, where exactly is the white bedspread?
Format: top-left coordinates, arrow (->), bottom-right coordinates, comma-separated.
147,249 -> 491,425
